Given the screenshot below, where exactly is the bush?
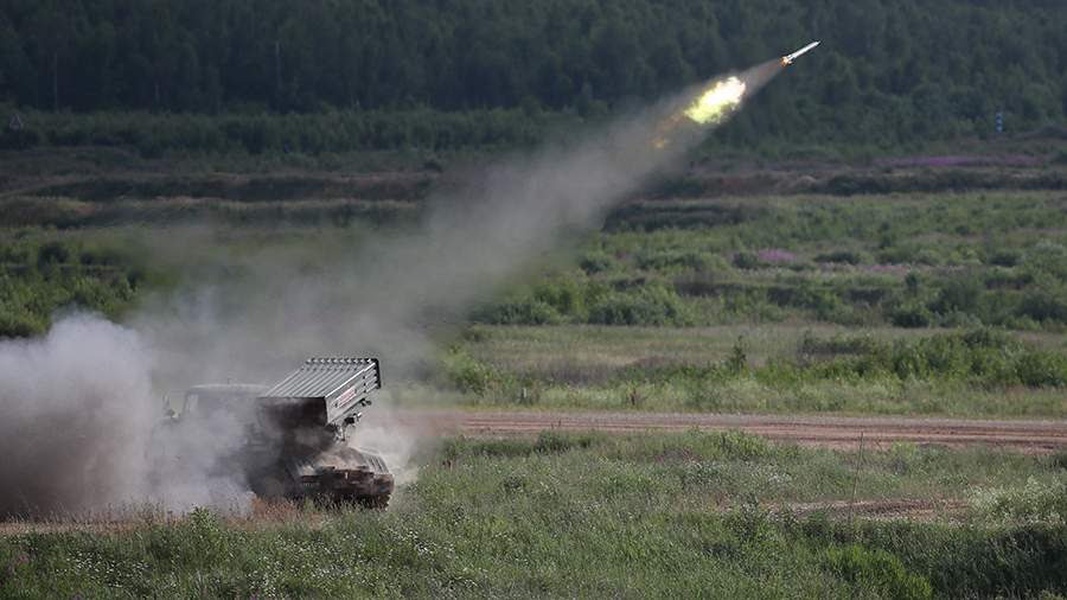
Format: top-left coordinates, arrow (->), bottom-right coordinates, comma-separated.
825,545 -> 933,600
971,478 -> 1067,525
815,250 -> 864,265
587,285 -> 692,326
634,248 -> 711,272
36,241 -> 71,268
1015,352 -> 1067,387
1017,291 -> 1067,324
441,349 -> 499,395
0,310 -> 44,337
0,237 -> 146,338
470,298 -> 562,325
732,251 -> 762,270
889,303 -> 933,328
579,252 -> 614,275
532,278 -> 588,320
790,329 -> 1067,389
987,250 -> 1021,267
929,276 -> 982,315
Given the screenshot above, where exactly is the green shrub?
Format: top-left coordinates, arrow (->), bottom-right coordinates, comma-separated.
36,241 -> 71,268
0,310 -> 44,337
532,278 -> 588,320
579,252 -> 614,275
929,276 -> 982,315
0,236 -> 147,338
1015,352 -> 1067,387
1022,241 -> 1067,282
785,329 -> 1067,389
533,431 -> 597,454
889,303 -> 933,328
470,298 -> 562,325
814,250 -> 864,265
987,250 -> 1022,267
634,248 -> 711,272
441,349 -> 500,395
971,478 -> 1067,525
825,545 -> 933,600
714,429 -> 771,460
587,285 -> 692,326
732,251 -> 762,270
1017,291 -> 1067,324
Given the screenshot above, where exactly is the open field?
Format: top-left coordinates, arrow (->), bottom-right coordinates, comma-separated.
2,432 -> 1066,598
5,167 -> 1067,422
437,324 -> 1067,418
3,155 -> 1067,597
9,169 -> 1067,394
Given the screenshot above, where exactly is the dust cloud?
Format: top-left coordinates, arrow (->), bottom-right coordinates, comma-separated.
0,62 -> 780,517
0,316 -> 153,517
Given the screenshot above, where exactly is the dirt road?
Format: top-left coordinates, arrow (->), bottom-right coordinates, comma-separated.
4,411 -> 1060,531
395,410 -> 1067,453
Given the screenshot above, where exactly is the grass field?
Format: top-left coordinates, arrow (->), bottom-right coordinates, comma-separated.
440,324 -> 1067,417
2,432 -> 1066,598
5,160 -> 1067,336
6,179 -> 1067,419
3,156 -> 1067,597
474,189 -> 1067,330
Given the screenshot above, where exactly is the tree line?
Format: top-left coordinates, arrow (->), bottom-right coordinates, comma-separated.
1,0 -> 1065,147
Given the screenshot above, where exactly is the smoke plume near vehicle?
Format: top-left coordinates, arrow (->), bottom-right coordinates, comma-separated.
0,59 -> 784,517
0,316 -> 154,517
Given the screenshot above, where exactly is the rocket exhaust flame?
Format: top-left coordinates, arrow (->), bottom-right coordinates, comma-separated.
651,75 -> 747,149
652,69 -> 760,149
652,42 -> 816,149
684,76 -> 747,125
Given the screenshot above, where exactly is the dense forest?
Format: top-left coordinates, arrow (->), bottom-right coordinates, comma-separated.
0,0 -> 1065,148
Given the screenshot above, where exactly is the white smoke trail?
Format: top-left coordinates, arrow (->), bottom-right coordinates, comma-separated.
0,61 -> 782,517
137,61 -> 783,382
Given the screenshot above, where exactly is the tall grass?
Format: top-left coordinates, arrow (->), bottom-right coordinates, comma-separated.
2,432 -> 1065,598
447,326 -> 1067,416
